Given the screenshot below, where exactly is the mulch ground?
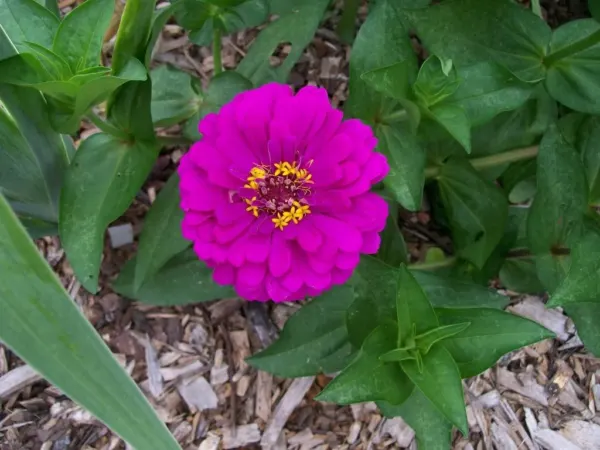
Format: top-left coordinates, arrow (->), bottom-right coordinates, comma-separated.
2,1 -> 600,449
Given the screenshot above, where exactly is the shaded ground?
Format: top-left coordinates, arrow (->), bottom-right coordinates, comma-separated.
2,1 -> 600,449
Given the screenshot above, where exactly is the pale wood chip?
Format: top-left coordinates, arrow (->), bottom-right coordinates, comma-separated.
208,298 -> 243,322
379,417 -> 415,447
198,432 -> 220,450
236,375 -> 251,397
509,297 -> 570,341
172,421 -> 193,442
256,370 -> 273,422
0,365 -> 42,400
142,335 -> 164,398
346,422 -> 361,445
229,330 -> 250,371
161,361 -> 205,382
560,420 -> 600,449
210,365 -> 229,386
491,421 -> 519,450
533,429 -> 582,450
222,423 -> 261,449
497,367 -> 549,406
261,377 -> 315,449
177,376 -> 218,412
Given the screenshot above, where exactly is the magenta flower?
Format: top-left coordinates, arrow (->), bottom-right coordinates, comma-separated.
178,83 -> 389,302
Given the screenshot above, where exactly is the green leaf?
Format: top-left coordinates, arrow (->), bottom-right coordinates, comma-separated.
108,79 -> 155,142
428,103 -> 471,153
414,56 -> 460,107
151,65 -> 200,127
577,116 -> 600,203
183,70 -> 252,140
401,345 -> 468,435
592,0 -> 600,22
114,248 -> 235,305
438,157 -> 508,268
361,60 -> 413,101
549,228 -> 600,307
145,3 -> 182,67
111,0 -> 155,73
60,134 -> 158,293
500,258 -> 545,294
343,0 -> 418,122
415,322 -> 470,354
134,174 -> 189,292
0,193 -> 181,450
446,61 -> 534,127
247,285 -> 357,377
375,122 -> 425,211
545,19 -> 600,114
236,0 -> 329,85
413,271 -> 509,310
395,264 -> 438,345
0,78 -> 71,233
188,0 -> 269,46
23,41 -> 73,79
408,0 -> 551,82
437,307 -> 554,378
502,159 -> 537,203
376,200 -> 408,267
527,125 -> 588,291
317,323 -> 414,405
0,0 -> 59,51
564,302 -> 600,356
379,390 -> 452,450
52,0 -> 114,73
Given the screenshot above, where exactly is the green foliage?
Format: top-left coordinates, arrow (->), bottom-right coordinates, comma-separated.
0,193 -> 181,449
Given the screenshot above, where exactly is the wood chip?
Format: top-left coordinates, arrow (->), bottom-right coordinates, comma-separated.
509,297 -> 570,341
379,417 -> 415,447
222,423 -> 261,449
177,376 -> 218,412
346,422 -> 361,444
161,361 -> 205,381
0,365 -> 42,400
534,429 -> 582,450
560,420 -> 600,449
255,370 -> 273,422
261,377 -> 315,449
497,367 -> 548,406
142,335 -> 163,398
491,421 -> 518,450
229,330 -> 250,371
198,432 -> 220,450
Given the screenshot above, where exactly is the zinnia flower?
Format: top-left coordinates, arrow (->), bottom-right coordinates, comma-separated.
178,83 -> 389,302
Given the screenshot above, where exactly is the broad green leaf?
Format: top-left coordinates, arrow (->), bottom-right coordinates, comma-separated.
500,258 -> 545,294
527,125 -> 588,291
592,0 -> 600,22
502,159 -> 537,204
362,60 -> 413,101
247,285 -> 357,377
549,228 -> 600,307
60,134 -> 158,293
545,19 -> 600,114
108,79 -> 155,143
23,41 -> 73,79
336,0 -> 359,44
236,0 -> 329,85
564,302 -> 600,356
176,0 -> 211,30
134,174 -> 189,292
413,271 -> 509,310
183,70 -> 252,140
53,0 -> 114,73
375,122 -> 425,211
447,62 -> 533,126
437,307 -> 554,377
0,193 -> 181,450
415,322 -> 470,354
145,3 -> 182,67
0,0 -> 59,51
0,53 -> 54,85
343,0 -> 418,122
111,0 -> 155,73
395,264 -> 438,345
151,65 -> 200,127
414,56 -> 460,107
428,104 -> 471,153
577,116 -> 600,203
401,345 -> 468,435
114,248 -> 235,305
379,390 -> 452,450
438,157 -> 508,268
376,200 -> 408,267
317,323 -> 414,405
408,0 -> 551,82
188,0 -> 269,46
0,78 -> 71,234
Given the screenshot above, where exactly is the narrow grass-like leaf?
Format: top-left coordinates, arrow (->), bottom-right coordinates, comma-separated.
0,193 -> 181,450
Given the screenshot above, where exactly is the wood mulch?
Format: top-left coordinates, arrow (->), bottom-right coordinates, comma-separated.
2,1 -> 600,449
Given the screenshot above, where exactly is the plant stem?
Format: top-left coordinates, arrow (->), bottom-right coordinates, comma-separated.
86,111 -> 129,139
336,0 -> 360,44
424,145 -> 539,180
213,27 -> 223,75
409,257 -> 457,271
531,0 -> 542,18
544,28 -> 600,66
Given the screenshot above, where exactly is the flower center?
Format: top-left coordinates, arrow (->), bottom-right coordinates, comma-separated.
243,160 -> 314,230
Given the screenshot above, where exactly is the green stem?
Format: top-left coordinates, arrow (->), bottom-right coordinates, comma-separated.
86,111 -> 129,140
213,26 -> 223,75
382,109 -> 409,124
425,145 -> 539,180
409,257 -> 457,271
544,28 -> 600,66
531,0 -> 542,18
336,0 -> 360,44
